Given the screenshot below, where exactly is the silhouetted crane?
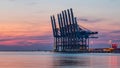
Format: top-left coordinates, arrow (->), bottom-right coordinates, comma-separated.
50,8 -> 98,52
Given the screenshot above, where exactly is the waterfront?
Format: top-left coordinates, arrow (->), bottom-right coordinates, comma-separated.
0,52 -> 120,68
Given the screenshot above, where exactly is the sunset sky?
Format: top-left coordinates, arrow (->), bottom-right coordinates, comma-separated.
0,0 -> 120,50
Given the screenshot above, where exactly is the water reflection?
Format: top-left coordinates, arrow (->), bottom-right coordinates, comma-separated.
52,55 -> 91,68
108,56 -> 119,68
0,52 -> 120,68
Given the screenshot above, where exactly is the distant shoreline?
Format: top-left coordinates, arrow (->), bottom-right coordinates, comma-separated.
0,50 -> 53,52
0,50 -> 119,53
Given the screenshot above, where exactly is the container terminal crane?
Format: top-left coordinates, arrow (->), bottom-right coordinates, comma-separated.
50,8 -> 98,52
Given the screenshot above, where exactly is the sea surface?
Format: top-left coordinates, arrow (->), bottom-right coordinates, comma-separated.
0,51 -> 120,68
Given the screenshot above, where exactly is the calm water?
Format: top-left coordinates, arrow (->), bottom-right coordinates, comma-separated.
0,52 -> 120,68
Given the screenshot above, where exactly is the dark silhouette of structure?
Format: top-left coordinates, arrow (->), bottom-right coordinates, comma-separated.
50,8 -> 98,52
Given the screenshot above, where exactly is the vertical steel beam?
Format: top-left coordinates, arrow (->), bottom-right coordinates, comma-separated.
64,10 -> 69,33
59,13 -> 64,51
57,14 -> 62,36
74,17 -> 79,49
70,8 -> 76,33
62,11 -> 67,50
59,13 -> 64,34
62,11 -> 67,36
57,14 -> 63,51
64,10 -> 69,49
74,17 -> 78,26
59,13 -> 64,37
50,16 -> 55,36
67,9 -> 72,25
67,9 -> 73,33
70,8 -> 76,47
52,15 -> 57,36
52,16 -> 58,51
67,9 -> 73,49
70,8 -> 75,24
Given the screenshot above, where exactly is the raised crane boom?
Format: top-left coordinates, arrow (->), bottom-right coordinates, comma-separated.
50,8 -> 98,52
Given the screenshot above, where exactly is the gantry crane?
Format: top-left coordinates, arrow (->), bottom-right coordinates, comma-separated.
50,8 -> 98,52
